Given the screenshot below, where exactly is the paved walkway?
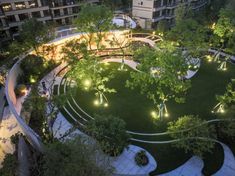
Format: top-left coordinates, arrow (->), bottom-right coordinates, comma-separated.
159,156 -> 204,176
0,106 -> 22,167
111,145 -> 156,175
213,143 -> 235,176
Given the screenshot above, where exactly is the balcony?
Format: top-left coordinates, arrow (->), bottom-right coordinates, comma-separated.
4,6 -> 49,16
52,13 -> 79,20
50,0 -> 99,9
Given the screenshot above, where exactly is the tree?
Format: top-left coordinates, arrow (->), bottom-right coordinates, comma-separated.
126,47 -> 191,120
167,18 -> 208,57
212,7 -> 235,53
23,83 -> 67,144
42,136 -> 112,176
219,120 -> 235,139
19,18 -> 54,54
68,57 -> 116,106
87,114 -> 130,156
20,54 -> 56,84
109,31 -> 130,70
73,4 -> 113,50
157,20 -> 170,33
213,81 -> 235,113
61,39 -> 89,64
167,115 -> 216,157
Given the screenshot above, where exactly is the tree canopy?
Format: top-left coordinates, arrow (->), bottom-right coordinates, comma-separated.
126,46 -> 191,119
167,115 -> 216,157
42,136 -> 112,176
73,4 -> 113,50
68,57 -> 116,106
87,114 -> 130,156
19,18 -> 54,54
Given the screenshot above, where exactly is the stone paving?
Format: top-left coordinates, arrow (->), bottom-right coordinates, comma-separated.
0,106 -> 22,167
159,156 -> 204,176
111,145 -> 156,175
213,143 -> 235,176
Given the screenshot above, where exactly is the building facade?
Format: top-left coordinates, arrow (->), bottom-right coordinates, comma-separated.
0,0 -> 99,43
132,0 -> 208,29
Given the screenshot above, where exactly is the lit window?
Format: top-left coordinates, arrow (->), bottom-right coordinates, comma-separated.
15,2 -> 26,10
2,3 -> 12,12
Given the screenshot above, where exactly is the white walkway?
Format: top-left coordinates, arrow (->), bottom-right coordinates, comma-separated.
111,145 -> 156,175
213,143 -> 235,176
159,156 -> 204,176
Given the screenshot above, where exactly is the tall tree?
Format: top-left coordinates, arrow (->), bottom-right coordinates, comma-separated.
212,7 -> 235,53
126,47 -> 191,120
73,4 -> 113,50
167,18 -> 208,57
68,57 -> 116,106
19,18 -> 54,54
87,114 -> 130,156
167,115 -> 216,157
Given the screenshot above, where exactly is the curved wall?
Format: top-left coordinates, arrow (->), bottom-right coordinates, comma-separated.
5,58 -> 44,152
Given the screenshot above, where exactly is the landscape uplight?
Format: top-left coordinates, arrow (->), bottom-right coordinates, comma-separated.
94,100 -> 99,106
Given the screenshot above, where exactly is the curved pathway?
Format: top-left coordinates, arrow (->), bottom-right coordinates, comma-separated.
158,156 -> 204,176
213,143 -> 235,176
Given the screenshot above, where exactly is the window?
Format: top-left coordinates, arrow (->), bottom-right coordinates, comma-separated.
154,0 -> 161,8
6,15 -> 16,23
29,0 -> 38,8
54,9 -> 60,17
153,11 -> 160,18
72,6 -> 80,14
43,10 -> 50,16
2,3 -> 12,12
32,11 -> 41,18
64,8 -> 68,15
15,2 -> 26,10
19,13 -> 28,21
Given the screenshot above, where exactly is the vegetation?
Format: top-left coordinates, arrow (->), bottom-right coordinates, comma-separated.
20,54 -> 56,84
126,46 -> 191,120
68,57 -> 116,106
19,18 -> 54,54
73,4 -> 113,50
42,136 -> 112,176
87,114 -> 130,156
135,150 -> 149,166
167,115 -> 216,157
0,152 -> 18,176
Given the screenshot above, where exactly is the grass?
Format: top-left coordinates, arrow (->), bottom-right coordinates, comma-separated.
59,60 -> 235,174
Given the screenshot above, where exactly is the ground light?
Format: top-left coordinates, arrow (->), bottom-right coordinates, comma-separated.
94,99 -> 100,106
212,103 -> 225,114
151,111 -> 158,119
206,55 -> 213,62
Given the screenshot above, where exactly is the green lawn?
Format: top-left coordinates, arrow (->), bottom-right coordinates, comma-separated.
59,60 -> 235,174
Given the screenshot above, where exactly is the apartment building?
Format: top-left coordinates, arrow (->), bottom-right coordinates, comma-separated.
0,0 -> 99,43
132,0 -> 208,29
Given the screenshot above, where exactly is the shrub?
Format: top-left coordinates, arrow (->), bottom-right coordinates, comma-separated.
87,114 -> 130,156
20,54 -> 57,84
0,152 -> 18,176
135,150 -> 149,166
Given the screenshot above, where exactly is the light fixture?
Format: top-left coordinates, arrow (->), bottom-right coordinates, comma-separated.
94,100 -> 99,106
